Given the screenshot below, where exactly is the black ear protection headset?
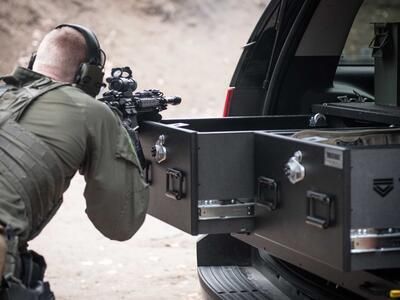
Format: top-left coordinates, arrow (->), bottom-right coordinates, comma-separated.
28,23 -> 106,97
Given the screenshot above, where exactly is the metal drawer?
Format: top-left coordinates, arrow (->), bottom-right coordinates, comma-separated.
234,131 -> 400,272
139,116 -> 311,235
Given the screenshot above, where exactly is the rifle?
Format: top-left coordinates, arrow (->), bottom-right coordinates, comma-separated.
98,66 -> 181,169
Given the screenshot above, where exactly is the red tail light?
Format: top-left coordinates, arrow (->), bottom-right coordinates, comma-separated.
223,87 -> 235,117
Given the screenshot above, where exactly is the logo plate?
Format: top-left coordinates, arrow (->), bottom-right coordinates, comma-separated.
373,178 -> 394,198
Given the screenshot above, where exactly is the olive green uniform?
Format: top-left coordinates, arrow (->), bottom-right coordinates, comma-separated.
0,67 -> 149,243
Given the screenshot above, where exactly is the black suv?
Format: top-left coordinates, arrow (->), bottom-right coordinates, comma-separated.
140,1 -> 400,299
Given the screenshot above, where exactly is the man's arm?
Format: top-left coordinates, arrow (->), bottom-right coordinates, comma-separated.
81,101 -> 149,241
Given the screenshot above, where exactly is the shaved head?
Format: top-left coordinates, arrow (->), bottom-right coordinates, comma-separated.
32,27 -> 88,83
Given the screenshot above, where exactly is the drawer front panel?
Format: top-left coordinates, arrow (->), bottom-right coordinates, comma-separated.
197,132 -> 254,200
351,147 -> 400,229
141,122 -> 197,234
253,132 -> 349,271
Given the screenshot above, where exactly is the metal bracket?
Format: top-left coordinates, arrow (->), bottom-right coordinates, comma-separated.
257,177 -> 279,211
198,200 -> 254,220
165,168 -> 185,200
306,191 -> 334,229
351,228 -> 400,254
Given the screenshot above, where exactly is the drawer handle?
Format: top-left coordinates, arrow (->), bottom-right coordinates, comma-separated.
257,177 -> 279,211
306,191 -> 334,229
165,168 -> 185,200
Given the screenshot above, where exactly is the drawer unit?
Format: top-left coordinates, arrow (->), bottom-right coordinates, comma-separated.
236,131 -> 400,271
139,116 -> 311,235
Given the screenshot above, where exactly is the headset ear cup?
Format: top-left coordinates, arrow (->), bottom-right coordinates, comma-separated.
75,63 -> 104,97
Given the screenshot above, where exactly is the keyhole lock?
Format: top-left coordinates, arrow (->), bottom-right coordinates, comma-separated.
284,151 -> 305,184
151,134 -> 167,163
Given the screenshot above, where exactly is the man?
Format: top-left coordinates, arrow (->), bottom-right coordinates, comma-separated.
0,24 -> 149,298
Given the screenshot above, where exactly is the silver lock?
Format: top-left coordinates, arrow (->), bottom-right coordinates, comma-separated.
309,113 -> 327,127
152,134 -> 167,163
284,151 -> 305,184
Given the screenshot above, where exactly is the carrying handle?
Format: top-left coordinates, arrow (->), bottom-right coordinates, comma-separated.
257,177 -> 279,211
306,191 -> 334,229
369,32 -> 389,50
165,168 -> 185,200
369,23 -> 390,57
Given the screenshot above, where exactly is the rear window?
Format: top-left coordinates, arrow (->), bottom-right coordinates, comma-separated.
341,0 -> 400,65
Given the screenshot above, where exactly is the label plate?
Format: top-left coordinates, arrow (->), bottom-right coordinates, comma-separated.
324,148 -> 343,169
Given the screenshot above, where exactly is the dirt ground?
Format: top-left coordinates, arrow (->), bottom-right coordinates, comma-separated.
0,1 -> 266,299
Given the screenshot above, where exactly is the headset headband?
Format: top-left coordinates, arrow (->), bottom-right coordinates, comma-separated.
55,23 -> 103,67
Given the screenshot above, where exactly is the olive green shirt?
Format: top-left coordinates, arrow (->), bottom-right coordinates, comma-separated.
1,67 -> 149,241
